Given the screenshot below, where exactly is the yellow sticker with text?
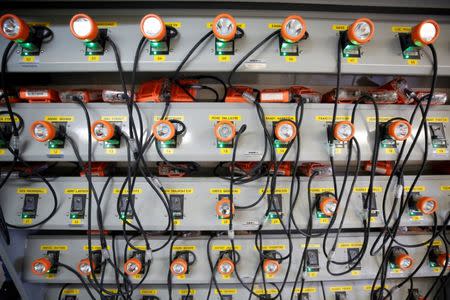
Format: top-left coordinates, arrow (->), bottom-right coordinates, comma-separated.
385,148 -> 396,154
105,148 -> 117,155
165,189 -> 193,194
173,245 -> 196,251
209,115 -> 241,121
407,59 -> 419,65
63,289 -> 80,295
22,56 -> 35,63
347,57 -> 359,64
113,188 -> 142,194
210,188 -> 240,194
71,219 -> 82,225
22,219 -> 32,224
97,22 -> 118,28
391,26 -> 411,33
276,148 -> 287,154
332,24 -> 348,31
45,116 -> 74,122
268,23 -> 282,29
154,55 -> 166,62
140,289 -> 158,295
285,56 -> 297,63
218,55 -> 230,62
40,245 -> 68,251
212,245 -> 242,251
17,188 -> 47,194
88,55 -> 100,62
220,148 -> 232,155
165,22 -> 181,28
315,116 -> 351,122
163,148 -> 174,155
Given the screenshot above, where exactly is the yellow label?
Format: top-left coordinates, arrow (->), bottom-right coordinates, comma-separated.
404,186 -> 425,192
212,245 -> 242,251
127,245 -> 147,251
207,22 -> 246,29
266,273 -> 275,278
310,187 -> 334,193
71,219 -> 82,225
364,285 -> 385,291
209,115 -> 241,121
351,270 -> 361,276
391,268 -> 403,273
215,289 -> 237,295
22,219 -> 32,224
258,188 -> 289,194
154,55 -> 166,62
46,274 -> 56,279
435,148 -> 448,154
268,23 -> 282,29
165,22 -> 181,28
353,187 -> 382,193
221,219 -> 230,225
347,57 -> 359,64
173,245 -> 196,251
254,288 -> 277,295
411,215 -> 423,221
140,289 -> 158,295
154,115 -> 185,121
44,116 -> 74,122
330,286 -> 352,292
218,55 -> 230,62
17,188 -> 47,194
426,117 -> 448,123
301,244 -> 320,248
64,188 -> 89,194
271,219 -> 281,224
294,287 -> 317,293
22,56 -> 35,63
210,188 -> 240,194
265,115 -> 295,121
433,267 -> 442,273
370,216 -> 377,223
335,148 -> 343,155
179,289 -> 196,295
441,186 -> 450,191
103,289 -> 118,294
174,219 -> 181,225
165,189 -> 194,194
407,59 -> 419,65
113,188 -> 142,194
0,149 -> 5,155
367,116 -> 394,122
49,148 -> 61,155
332,24 -> 348,31
133,274 -> 142,279
276,148 -> 287,154
431,240 -> 442,247
337,242 -> 363,248
220,148 -> 232,155
63,289 -> 80,295
88,55 -> 100,62
222,274 -> 231,279
40,245 -> 68,251
97,22 -> 118,28
28,22 -> 51,27
285,56 -> 297,63
101,116 -> 127,122
0,116 -> 20,122
83,245 -> 110,251
319,218 -> 330,224
315,115 -> 351,122
385,148 -> 396,154
163,148 -> 174,155
176,275 -> 185,280
392,26 -> 412,33
255,245 -> 286,251
308,272 -> 318,277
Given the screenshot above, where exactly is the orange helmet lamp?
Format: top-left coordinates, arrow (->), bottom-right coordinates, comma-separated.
384,119 -> 412,142
77,258 -> 96,276
215,197 -> 235,219
399,20 -> 440,59
70,13 -> 107,55
332,121 -> 355,143
279,15 -> 307,56
274,120 -> 297,144
170,251 -> 195,276
409,195 -> 438,215
390,247 -> 414,271
317,194 -> 338,217
429,246 -> 450,269
140,14 -> 178,55
340,18 -> 375,58
212,13 -> 243,55
31,257 -> 53,276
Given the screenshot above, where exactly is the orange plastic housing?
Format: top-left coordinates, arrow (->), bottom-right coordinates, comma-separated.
377,78 -> 412,104
290,86 -> 321,103
59,90 -> 102,103
268,162 -> 292,176
321,88 -> 361,103
260,88 -> 290,103
363,161 -> 393,176
136,79 -> 165,102
136,79 -> 197,102
80,162 -> 109,177
157,162 -> 188,177
19,88 -> 60,103
225,86 -> 254,103
171,80 -> 198,102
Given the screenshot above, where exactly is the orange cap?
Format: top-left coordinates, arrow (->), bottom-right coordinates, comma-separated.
215,197 -> 235,218
388,120 -> 412,141
212,13 -> 237,42
275,120 -> 297,143
281,15 -> 307,43
124,257 -> 142,276
170,257 -> 188,275
217,257 -> 235,275
77,258 -> 95,276
30,120 -> 56,142
31,257 -> 52,275
333,121 -> 355,142
416,196 -> 438,215
140,14 -> 166,41
214,120 -> 236,142
395,253 -> 414,271
411,19 -> 440,46
320,197 -> 337,217
347,18 -> 375,45
91,120 -> 115,141
263,259 -> 280,275
437,253 -> 450,268
0,14 -> 30,41
152,120 -> 176,142
70,13 -> 99,41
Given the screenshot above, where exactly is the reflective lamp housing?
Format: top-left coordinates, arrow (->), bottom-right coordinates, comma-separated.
170,256 -> 189,276
215,197 -> 235,219
77,258 -> 95,276
140,14 -> 176,55
70,13 -> 107,55
215,120 -> 236,148
274,120 -> 297,146
263,258 -> 281,275
152,119 -> 176,144
429,247 -> 450,269
398,20 -> 440,59
31,257 -> 52,275
317,194 -> 338,217
384,119 -> 412,142
330,121 -> 355,143
91,120 -> 121,149
279,15 -> 307,57
124,257 -> 143,276
217,257 -> 235,275
340,18 -> 375,58
0,14 -> 44,56
212,13 -> 242,55
409,195 -> 438,216
390,247 -> 413,271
